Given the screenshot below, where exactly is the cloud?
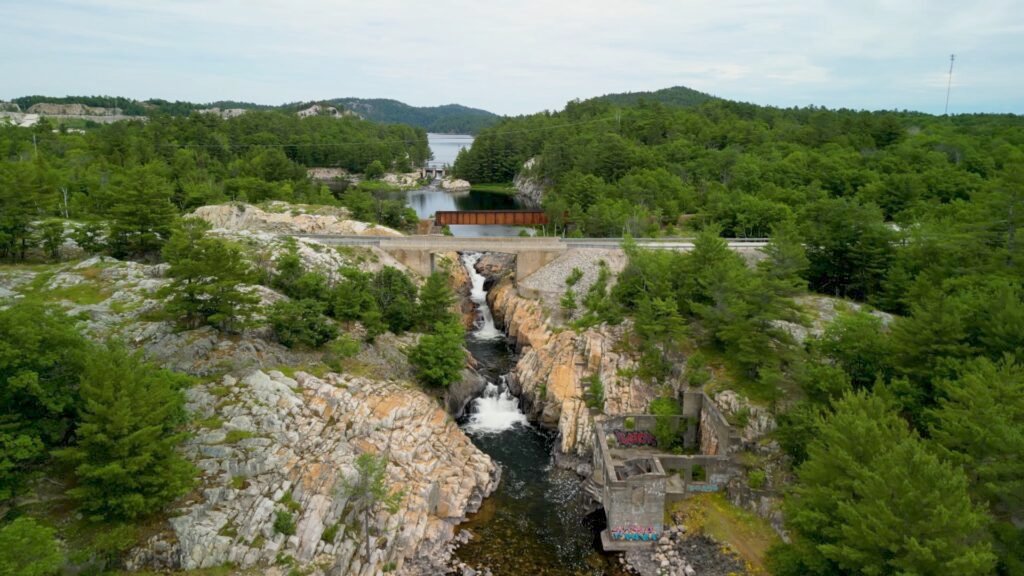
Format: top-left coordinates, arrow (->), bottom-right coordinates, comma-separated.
2,0 -> 1021,114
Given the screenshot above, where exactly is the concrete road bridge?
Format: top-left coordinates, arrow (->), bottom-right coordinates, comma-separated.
293,234 -> 768,280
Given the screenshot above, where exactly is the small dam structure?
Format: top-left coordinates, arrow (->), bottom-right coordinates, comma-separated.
586,391 -> 741,551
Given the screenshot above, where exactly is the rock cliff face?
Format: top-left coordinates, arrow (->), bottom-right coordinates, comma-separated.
192,203 -> 403,237
512,158 -> 548,208
487,278 -> 654,458
129,370 -> 498,576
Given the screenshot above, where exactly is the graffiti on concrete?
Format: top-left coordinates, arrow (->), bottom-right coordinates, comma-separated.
610,524 -> 659,541
613,430 -> 657,447
686,483 -> 720,492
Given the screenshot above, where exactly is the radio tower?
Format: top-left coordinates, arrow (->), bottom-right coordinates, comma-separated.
944,54 -> 956,115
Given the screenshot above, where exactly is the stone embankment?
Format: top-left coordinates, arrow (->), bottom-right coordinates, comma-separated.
486,276 -> 654,460
128,370 -> 498,576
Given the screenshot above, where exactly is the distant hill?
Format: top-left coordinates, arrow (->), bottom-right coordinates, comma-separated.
9,94 -> 500,133
326,98 -> 500,134
589,85 -> 717,108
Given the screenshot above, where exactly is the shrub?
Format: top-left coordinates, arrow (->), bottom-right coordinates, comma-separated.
274,511 -> 296,536
0,517 -> 63,576
748,469 -> 767,489
565,267 -> 584,287
321,522 -> 341,543
585,374 -> 604,410
408,319 -> 466,388
650,396 -> 680,449
268,299 -> 339,349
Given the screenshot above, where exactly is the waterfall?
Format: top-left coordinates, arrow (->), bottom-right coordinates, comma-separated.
460,252 -> 529,434
461,252 -> 504,341
462,376 -> 530,434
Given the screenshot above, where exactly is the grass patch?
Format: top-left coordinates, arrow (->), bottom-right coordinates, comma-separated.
196,415 -> 224,429
279,491 -> 301,513
469,182 -> 518,195
223,430 -> 256,444
208,385 -> 232,398
671,493 -> 780,574
230,475 -> 248,490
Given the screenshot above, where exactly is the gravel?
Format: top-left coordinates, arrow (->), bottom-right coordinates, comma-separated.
518,248 -> 628,321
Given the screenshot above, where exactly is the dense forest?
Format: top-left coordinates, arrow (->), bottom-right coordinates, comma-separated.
0,110 -> 430,260
461,95 -> 1024,574
591,85 -> 717,108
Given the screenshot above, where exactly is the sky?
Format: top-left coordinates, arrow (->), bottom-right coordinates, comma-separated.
2,0 -> 1022,116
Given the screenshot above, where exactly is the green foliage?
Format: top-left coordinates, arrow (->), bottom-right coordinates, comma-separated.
324,336 -> 362,371
56,344 -> 195,521
38,219 -> 64,261
407,319 -> 466,388
321,522 -> 341,543
0,517 -> 63,576
268,299 -> 339,348
649,396 -> 680,449
363,160 -> 385,180
559,288 -> 577,316
337,452 -> 404,562
584,374 -> 604,411
415,271 -> 457,330
274,511 -> 296,536
0,302 -> 89,500
747,469 -> 767,490
771,390 -> 995,576
928,355 -> 1024,571
326,97 -> 499,134
370,267 -> 417,334
814,310 -> 892,390
565,267 -> 583,287
162,219 -> 258,331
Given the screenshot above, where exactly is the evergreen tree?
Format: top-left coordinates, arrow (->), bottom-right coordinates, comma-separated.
415,270 -> 456,330
771,390 -> 995,576
162,218 -> 259,331
814,310 -> 892,390
370,267 -> 417,334
107,163 -> 179,259
407,319 -> 465,388
929,356 -> 1024,573
57,345 -> 195,521
0,303 -> 88,499
336,453 -> 404,563
268,299 -> 338,348
0,517 -> 63,576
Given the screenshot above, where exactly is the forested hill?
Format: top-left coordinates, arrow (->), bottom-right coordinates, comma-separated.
325,98 -> 500,134
8,95 -> 501,133
590,85 -> 717,108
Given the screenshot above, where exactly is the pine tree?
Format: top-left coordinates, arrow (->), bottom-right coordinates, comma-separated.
370,267 -> 417,334
108,163 -> 179,259
771,390 -> 996,576
407,319 -> 466,388
56,345 -> 195,521
163,218 -> 258,331
336,453 -> 404,563
416,271 -> 456,330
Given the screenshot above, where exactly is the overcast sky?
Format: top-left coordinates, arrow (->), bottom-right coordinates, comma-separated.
3,0 -> 1022,116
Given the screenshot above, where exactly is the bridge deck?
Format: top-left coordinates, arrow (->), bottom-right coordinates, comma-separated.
435,210 -> 548,226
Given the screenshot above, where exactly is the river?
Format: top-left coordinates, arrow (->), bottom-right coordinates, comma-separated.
454,254 -> 626,575
388,134 -> 529,237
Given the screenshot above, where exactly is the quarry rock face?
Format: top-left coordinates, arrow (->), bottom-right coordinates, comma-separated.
128,370 -> 498,575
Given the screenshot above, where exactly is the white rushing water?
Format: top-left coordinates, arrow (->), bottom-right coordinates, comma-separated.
461,252 -> 504,341
462,377 -> 531,434
460,252 -> 530,434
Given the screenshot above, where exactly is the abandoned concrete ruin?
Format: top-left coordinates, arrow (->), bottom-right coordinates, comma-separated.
585,390 -> 742,551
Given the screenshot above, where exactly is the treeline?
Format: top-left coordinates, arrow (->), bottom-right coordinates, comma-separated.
0,112 -> 429,260
11,95 -> 275,116
454,97 -> 1024,314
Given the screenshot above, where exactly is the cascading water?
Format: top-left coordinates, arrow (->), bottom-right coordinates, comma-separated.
460,252 -> 529,434
462,252 -> 504,341
455,252 -> 626,576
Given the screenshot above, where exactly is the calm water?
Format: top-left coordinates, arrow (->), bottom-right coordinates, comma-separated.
428,133 -> 474,166
390,134 -> 528,237
455,254 -> 624,576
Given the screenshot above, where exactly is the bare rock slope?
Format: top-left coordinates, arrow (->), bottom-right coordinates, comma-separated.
129,370 -> 497,575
